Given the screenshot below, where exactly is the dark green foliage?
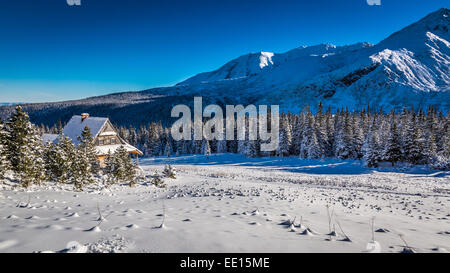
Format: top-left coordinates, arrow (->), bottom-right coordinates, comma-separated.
104,146 -> 137,187
5,106 -> 46,187
162,164 -> 176,179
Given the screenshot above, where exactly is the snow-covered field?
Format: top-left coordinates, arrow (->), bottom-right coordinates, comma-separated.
0,154 -> 449,253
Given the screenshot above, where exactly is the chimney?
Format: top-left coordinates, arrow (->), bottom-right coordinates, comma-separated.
81,113 -> 90,122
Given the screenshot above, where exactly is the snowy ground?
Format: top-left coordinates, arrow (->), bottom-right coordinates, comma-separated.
0,154 -> 449,253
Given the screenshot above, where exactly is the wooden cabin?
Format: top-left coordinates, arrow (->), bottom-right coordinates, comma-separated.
43,113 -> 143,166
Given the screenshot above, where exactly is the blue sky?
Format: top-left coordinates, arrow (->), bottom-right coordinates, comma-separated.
0,0 -> 447,103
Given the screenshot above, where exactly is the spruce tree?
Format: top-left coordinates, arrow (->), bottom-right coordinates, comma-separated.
216,140 -> 227,154
164,141 -> 172,157
403,114 -> 426,165
384,116 -> 402,166
78,126 -> 100,175
362,118 -> 381,168
5,106 -> 46,187
71,126 -> 98,190
201,139 -> 211,157
45,135 -> 76,183
0,120 -> 10,179
277,114 -> 292,157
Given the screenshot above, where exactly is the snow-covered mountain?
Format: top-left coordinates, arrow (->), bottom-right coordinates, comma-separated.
176,8 -> 449,112
0,8 -> 448,127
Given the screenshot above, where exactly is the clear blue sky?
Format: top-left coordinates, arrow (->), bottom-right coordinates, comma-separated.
0,0 -> 447,103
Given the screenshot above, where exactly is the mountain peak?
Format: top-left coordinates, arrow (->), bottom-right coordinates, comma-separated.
377,7 -> 449,50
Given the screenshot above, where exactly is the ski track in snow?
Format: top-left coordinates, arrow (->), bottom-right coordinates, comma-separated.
0,154 -> 449,253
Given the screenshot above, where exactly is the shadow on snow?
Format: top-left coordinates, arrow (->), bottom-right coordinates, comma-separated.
139,154 -> 447,176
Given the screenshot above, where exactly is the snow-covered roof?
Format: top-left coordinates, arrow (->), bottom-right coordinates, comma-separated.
48,115 -> 143,156
42,134 -> 58,144
62,115 -> 108,145
99,131 -> 117,136
95,144 -> 143,156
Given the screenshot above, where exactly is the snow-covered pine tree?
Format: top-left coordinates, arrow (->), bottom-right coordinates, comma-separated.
277,114 -> 292,157
104,151 -> 115,185
71,152 -> 92,191
44,134 -> 76,183
324,106 -> 335,157
70,126 -> 98,190
216,139 -> 227,154
78,126 -> 100,175
334,109 -> 356,159
201,139 -> 211,157
403,113 -> 426,165
315,104 -> 329,158
146,123 -> 161,156
5,106 -> 46,187
291,114 -> 302,155
300,110 -> 321,159
384,114 -> 402,166
0,120 -> 10,179
110,146 -> 137,187
164,141 -> 172,157
362,118 -> 381,168
162,164 -> 177,179
443,123 -> 450,157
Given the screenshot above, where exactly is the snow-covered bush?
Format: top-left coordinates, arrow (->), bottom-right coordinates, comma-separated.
104,146 -> 138,187
430,154 -> 450,170
151,171 -> 166,188
162,164 -> 176,179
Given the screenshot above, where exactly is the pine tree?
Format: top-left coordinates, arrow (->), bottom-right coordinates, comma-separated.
105,146 -> 137,187
201,139 -> 211,157
44,134 -> 76,183
164,141 -> 172,157
362,119 -> 381,168
384,115 -> 402,166
0,120 -> 10,179
216,140 -> 227,154
78,126 -> 100,175
5,106 -> 46,187
299,111 -> 322,159
162,164 -> 177,179
334,109 -> 355,159
70,126 -> 98,190
403,113 -> 426,165
277,114 -> 292,157
151,170 -> 166,188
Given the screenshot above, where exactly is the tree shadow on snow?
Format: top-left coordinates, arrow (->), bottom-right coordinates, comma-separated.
140,154 -> 447,176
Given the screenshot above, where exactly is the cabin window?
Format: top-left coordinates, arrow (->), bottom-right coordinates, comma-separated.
111,139 -> 116,145
99,139 -> 104,145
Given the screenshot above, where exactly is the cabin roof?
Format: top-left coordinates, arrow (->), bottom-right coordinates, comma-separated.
96,144 -> 143,156
62,115 -> 108,145
42,114 -> 143,156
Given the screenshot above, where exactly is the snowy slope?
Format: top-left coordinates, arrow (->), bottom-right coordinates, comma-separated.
1,155 -> 449,253
177,8 -> 450,112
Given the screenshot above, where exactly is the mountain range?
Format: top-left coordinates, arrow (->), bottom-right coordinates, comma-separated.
0,8 -> 448,127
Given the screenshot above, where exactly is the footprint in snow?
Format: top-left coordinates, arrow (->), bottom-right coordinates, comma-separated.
84,226 -> 101,232
125,224 -> 139,229
67,212 -> 80,218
